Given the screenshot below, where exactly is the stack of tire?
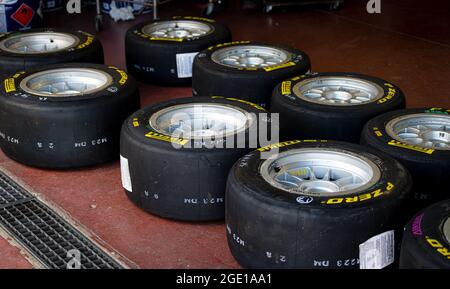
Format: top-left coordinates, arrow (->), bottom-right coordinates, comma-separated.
0,15 -> 447,270
0,28 -> 140,168
122,16 -> 449,269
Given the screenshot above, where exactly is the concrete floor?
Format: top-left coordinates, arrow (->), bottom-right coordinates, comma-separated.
0,0 -> 449,268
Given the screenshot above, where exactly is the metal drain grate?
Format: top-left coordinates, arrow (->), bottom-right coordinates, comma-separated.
0,174 -> 33,207
0,171 -> 123,269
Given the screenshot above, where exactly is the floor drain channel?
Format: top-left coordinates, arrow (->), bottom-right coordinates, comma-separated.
0,171 -> 123,269
0,173 -> 33,208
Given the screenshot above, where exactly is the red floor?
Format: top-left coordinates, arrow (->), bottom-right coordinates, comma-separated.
0,0 -> 449,268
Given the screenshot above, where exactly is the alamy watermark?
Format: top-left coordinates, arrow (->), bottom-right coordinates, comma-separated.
67,0 -> 81,14
366,0 -> 381,14
66,249 -> 81,269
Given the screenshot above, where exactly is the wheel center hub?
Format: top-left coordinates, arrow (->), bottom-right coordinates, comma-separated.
324,90 -> 353,101
168,29 -> 189,38
241,56 -> 265,66
299,181 -> 341,194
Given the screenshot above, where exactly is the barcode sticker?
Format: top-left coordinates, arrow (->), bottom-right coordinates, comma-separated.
120,155 -> 132,192
176,52 -> 198,78
359,230 -> 395,269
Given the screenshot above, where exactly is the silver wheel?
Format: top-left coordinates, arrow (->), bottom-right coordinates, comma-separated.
444,216 -> 450,244
386,114 -> 450,150
20,68 -> 113,97
293,76 -> 384,105
211,45 -> 291,69
0,32 -> 79,54
149,103 -> 254,139
260,148 -> 380,196
142,20 -> 213,40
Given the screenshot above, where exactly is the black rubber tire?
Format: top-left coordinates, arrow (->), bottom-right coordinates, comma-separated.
271,72 -> 406,143
226,140 -> 412,269
399,199 -> 450,269
361,108 -> 450,210
120,96 -> 272,221
192,41 -> 311,108
0,63 -> 140,169
0,28 -> 104,78
125,16 -> 231,86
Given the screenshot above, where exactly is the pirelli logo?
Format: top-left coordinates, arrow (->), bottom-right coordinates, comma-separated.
149,37 -> 184,42
388,140 -> 435,154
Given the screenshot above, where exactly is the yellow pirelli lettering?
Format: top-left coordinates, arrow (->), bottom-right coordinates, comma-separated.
281,81 -> 292,95
257,140 -> 301,152
425,237 -> 450,259
132,118 -> 139,127
263,61 -> 296,72
208,41 -> 251,50
388,140 -> 434,154
108,66 -> 128,85
145,131 -> 189,145
149,37 -> 184,42
4,78 -> 16,93
377,87 -> 396,104
323,183 -> 394,205
225,97 -> 266,111
373,127 -> 383,137
345,196 -> 359,203
77,35 -> 94,49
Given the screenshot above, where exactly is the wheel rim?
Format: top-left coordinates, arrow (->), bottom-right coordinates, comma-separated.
293,76 -> 384,105
260,148 -> 380,196
149,103 -> 253,140
211,45 -> 291,69
142,20 -> 213,40
0,32 -> 79,54
444,217 -> 450,245
386,114 -> 450,150
20,68 -> 113,97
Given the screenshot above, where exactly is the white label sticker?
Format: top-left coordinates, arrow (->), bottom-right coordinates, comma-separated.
359,230 -> 395,269
120,155 -> 132,192
176,52 -> 198,78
